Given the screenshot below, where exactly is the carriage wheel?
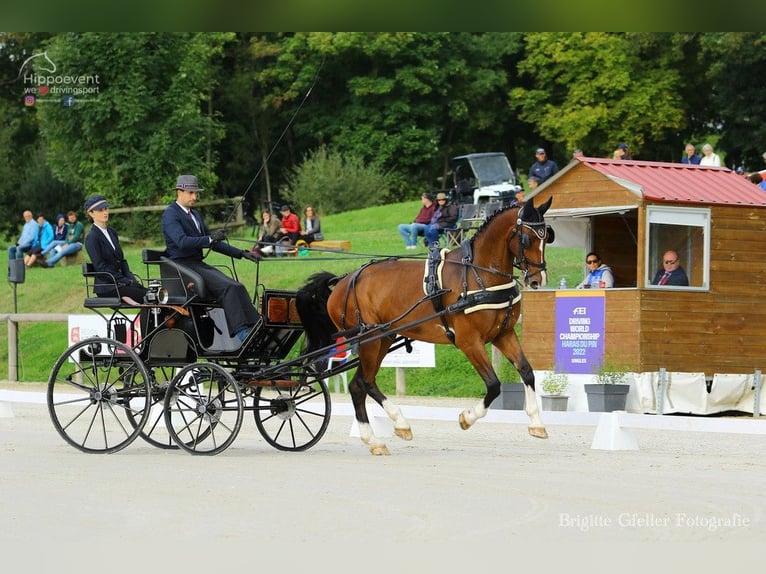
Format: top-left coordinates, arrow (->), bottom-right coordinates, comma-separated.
163,362 -> 243,455
253,378 -> 331,452
125,365 -> 180,450
47,337 -> 151,454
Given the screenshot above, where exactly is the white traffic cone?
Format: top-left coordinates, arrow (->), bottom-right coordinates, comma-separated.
590,411 -> 639,451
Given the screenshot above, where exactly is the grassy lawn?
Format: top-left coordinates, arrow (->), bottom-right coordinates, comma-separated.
1,201 -> 584,396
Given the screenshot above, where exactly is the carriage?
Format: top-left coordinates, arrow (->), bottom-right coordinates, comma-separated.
47,198 -> 555,456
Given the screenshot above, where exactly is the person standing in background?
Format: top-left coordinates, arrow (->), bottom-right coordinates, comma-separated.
681,143 -> 701,165
699,143 -> 722,167
528,148 -> 559,185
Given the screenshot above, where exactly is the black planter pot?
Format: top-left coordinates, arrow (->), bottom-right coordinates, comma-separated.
584,383 -> 629,412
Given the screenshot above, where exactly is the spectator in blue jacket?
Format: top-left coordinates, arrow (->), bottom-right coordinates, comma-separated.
25,213 -> 54,267
681,143 -> 701,165
8,210 -> 39,262
528,148 -> 559,185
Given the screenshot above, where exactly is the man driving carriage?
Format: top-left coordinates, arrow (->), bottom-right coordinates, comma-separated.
162,174 -> 261,343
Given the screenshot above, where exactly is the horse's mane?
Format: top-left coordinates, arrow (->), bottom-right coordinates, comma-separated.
470,203 -> 522,246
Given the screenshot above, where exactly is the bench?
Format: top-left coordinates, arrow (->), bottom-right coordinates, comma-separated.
309,240 -> 351,252
60,250 -> 84,267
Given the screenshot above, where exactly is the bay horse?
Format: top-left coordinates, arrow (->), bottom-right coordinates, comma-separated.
296,197 -> 554,455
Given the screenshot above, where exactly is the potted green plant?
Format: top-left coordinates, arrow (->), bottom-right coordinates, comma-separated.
585,354 -> 631,412
541,370 -> 569,411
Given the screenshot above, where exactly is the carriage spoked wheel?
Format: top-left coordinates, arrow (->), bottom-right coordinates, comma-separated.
125,365 -> 181,450
47,337 -> 151,454
252,367 -> 332,452
163,362 -> 243,455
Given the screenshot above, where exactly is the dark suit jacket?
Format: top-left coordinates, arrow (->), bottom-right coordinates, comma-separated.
84,226 -> 138,294
162,202 -> 242,261
652,267 -> 689,286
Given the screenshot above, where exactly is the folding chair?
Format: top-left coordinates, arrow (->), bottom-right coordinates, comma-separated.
324,338 -> 350,393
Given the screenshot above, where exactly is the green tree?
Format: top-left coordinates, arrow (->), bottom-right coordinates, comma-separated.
699,32 -> 766,171
37,32 -> 233,210
292,32 -> 524,199
509,32 -> 685,159
0,32 -> 69,237
281,145 -> 390,214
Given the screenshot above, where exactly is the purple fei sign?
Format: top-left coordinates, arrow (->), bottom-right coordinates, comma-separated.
554,290 -> 605,374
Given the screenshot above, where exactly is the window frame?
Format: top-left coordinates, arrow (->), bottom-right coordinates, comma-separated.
644,205 -> 711,290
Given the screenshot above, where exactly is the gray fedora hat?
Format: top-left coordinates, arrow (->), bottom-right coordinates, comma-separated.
175,174 -> 204,192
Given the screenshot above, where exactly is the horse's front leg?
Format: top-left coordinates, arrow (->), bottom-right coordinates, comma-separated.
492,331 -> 548,439
454,343 -> 498,430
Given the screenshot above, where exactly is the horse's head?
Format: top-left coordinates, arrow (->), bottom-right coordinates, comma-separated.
509,197 -> 554,289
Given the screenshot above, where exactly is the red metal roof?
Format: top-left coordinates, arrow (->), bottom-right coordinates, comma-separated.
575,157 -> 766,207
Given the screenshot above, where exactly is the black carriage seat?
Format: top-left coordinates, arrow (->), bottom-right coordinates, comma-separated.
142,249 -> 209,305
82,262 -> 129,309
82,262 -> 144,346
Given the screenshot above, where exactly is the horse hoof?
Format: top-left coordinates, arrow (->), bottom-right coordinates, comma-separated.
458,412 -> 471,430
528,426 -> 548,439
394,428 -> 413,441
369,445 -> 390,456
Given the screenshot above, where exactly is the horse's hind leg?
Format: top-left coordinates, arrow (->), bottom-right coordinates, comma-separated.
348,371 -> 390,456
349,339 -> 413,455
366,336 -> 413,441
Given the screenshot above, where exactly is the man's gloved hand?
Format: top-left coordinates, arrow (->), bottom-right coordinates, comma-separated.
210,230 -> 227,243
241,249 -> 260,262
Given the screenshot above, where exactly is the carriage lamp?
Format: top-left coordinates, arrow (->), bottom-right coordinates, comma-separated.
145,280 -> 169,305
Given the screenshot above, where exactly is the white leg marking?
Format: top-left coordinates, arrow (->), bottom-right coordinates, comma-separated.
382,399 -> 410,431
524,384 -> 543,427
460,399 -> 488,429
357,421 -> 390,455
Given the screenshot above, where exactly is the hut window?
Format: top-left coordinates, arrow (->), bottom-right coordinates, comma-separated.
645,206 -> 710,290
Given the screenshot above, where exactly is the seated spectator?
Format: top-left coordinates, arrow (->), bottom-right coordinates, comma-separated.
25,213 -> 53,268
424,192 -> 458,246
398,193 -> 434,249
699,143 -> 721,167
40,213 -> 68,259
276,204 -> 302,244
44,210 -> 85,267
651,250 -> 689,286
301,205 -> 323,244
576,252 -> 615,289
7,210 -> 38,262
255,210 -> 281,256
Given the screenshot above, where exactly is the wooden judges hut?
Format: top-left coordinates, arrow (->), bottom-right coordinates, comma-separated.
523,157 -> 766,375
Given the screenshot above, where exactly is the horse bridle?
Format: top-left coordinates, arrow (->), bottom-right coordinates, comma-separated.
510,217 -> 552,282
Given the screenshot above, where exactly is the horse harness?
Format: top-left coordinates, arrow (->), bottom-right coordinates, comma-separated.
337,211 -> 548,345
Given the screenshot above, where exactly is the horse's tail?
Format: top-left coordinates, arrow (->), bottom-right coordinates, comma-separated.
295,271 -> 340,356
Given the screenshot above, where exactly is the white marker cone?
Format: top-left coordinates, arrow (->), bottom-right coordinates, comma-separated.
0,401 -> 15,418
590,411 -> 639,451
